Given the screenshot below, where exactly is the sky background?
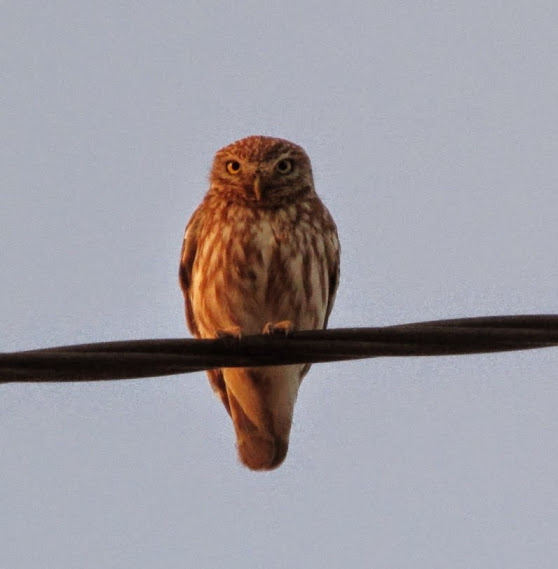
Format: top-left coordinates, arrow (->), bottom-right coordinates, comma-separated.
2,2 -> 558,568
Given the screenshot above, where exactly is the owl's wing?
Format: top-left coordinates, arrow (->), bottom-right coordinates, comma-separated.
323,228 -> 341,328
179,211 -> 202,338
179,208 -> 232,417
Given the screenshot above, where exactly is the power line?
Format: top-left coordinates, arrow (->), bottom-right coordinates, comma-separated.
2,314 -> 557,383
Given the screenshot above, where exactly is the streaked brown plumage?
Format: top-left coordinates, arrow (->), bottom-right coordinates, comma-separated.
179,135 -> 340,470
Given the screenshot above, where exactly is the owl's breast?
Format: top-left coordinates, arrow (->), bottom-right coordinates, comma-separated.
190,203 -> 330,337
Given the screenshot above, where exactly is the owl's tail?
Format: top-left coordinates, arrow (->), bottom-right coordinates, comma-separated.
223,366 -> 301,471
233,414 -> 289,471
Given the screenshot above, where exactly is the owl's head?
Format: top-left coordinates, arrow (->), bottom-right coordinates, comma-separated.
209,135 -> 315,205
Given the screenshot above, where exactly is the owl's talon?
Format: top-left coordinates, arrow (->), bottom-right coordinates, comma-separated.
215,326 -> 243,341
262,321 -> 294,336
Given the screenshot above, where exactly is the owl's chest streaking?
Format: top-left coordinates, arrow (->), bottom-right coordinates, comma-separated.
189,197 -> 333,337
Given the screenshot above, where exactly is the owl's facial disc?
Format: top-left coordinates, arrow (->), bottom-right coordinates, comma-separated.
250,155 -> 296,201
253,173 -> 262,201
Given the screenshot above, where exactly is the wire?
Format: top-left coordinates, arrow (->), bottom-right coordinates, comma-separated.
2,314 -> 557,383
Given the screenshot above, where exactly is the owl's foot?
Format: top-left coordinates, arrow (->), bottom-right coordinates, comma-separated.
262,320 -> 294,336
215,326 -> 242,341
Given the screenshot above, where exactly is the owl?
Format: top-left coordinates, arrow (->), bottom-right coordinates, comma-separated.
179,135 -> 340,470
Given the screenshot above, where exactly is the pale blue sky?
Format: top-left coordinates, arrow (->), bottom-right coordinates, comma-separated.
2,2 -> 558,568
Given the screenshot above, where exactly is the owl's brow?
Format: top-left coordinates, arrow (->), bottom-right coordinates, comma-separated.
262,146 -> 307,164
267,150 -> 293,163
214,136 -> 310,168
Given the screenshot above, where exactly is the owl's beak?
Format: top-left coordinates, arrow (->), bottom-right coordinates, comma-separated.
253,174 -> 262,201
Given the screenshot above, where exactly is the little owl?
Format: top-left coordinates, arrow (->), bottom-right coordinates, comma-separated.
179,135 -> 340,470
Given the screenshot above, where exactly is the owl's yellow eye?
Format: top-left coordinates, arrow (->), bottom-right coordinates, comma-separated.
226,160 -> 241,174
276,159 -> 293,175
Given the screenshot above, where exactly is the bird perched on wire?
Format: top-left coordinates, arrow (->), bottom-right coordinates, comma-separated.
179,135 -> 340,470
